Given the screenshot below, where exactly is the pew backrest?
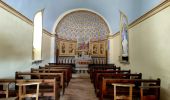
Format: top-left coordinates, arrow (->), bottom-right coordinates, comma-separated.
31,68 -> 70,86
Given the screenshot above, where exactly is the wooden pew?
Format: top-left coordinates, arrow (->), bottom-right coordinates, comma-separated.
88,64 -> 116,68
88,64 -> 117,73
31,68 -> 69,86
44,67 -> 72,79
41,65 -> 72,80
95,73 -> 142,96
45,64 -> 72,70
0,79 -> 16,99
100,78 -> 160,100
89,66 -> 121,81
46,63 -> 73,67
92,70 -> 131,83
47,64 -> 75,73
16,78 -> 60,100
15,72 -> 65,95
48,63 -> 59,65
48,63 -> 75,67
45,65 -> 72,78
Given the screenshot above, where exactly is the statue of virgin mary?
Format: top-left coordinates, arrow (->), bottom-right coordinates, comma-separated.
122,23 -> 128,57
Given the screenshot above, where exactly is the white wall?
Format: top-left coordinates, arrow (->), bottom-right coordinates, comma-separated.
0,7 -> 52,78
42,33 -> 51,64
50,36 -> 55,63
0,7 -> 33,78
110,6 -> 170,100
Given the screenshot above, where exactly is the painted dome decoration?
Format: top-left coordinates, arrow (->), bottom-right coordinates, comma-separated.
55,10 -> 110,41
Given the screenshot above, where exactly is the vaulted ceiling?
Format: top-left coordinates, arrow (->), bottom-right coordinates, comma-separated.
2,0 -> 164,34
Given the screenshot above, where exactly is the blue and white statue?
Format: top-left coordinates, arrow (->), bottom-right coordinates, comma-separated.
122,23 -> 128,57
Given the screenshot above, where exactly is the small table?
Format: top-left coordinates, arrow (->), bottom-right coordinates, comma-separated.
16,81 -> 41,100
140,86 -> 160,100
0,79 -> 15,98
112,83 -> 135,100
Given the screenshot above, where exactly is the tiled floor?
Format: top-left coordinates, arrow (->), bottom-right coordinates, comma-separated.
60,75 -> 98,100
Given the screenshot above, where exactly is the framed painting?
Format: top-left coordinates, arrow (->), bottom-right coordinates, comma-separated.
77,35 -> 90,51
99,41 -> 106,56
119,11 -> 129,63
68,42 -> 76,55
92,43 -> 99,56
77,42 -> 89,51
59,41 -> 67,55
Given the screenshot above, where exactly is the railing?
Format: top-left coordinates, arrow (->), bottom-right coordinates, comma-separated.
57,56 -> 75,64
57,56 -> 107,64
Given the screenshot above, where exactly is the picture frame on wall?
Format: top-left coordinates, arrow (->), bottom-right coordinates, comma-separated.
92,43 -> 99,55
59,41 -> 67,55
68,43 -> 76,55
99,41 -> 106,56
119,11 -> 129,64
89,41 -> 107,57
59,41 -> 76,56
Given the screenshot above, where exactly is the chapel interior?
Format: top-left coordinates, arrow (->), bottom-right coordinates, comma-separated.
0,0 -> 170,100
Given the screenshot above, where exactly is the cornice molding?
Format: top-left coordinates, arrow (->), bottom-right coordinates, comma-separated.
0,1 -> 52,37
107,32 -> 120,39
0,1 -> 33,25
43,29 -> 53,37
129,0 -> 170,28
111,0 -> 170,38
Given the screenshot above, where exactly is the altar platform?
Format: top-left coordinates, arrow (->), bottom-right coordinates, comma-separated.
75,55 -> 92,73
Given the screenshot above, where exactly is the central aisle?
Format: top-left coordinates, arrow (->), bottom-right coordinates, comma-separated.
60,74 -> 98,100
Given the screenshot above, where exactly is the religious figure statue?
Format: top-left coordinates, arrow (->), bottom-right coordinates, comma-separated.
122,23 -> 128,57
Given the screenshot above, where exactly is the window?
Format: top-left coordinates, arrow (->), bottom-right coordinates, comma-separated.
33,11 -> 43,60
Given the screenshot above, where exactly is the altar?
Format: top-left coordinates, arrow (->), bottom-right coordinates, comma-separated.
75,53 -> 92,73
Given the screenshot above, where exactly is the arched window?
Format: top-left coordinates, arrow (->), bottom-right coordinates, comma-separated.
33,11 -> 43,60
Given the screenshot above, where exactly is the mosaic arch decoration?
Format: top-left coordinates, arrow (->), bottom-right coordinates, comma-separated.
55,10 -> 110,41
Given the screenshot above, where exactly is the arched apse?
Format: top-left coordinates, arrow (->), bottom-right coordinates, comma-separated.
52,9 -> 112,63
53,8 -> 112,41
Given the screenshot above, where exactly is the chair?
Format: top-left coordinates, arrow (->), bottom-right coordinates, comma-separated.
16,81 -> 41,100
0,79 -> 16,98
112,83 -> 134,100
140,85 -> 160,100
0,83 -> 9,98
